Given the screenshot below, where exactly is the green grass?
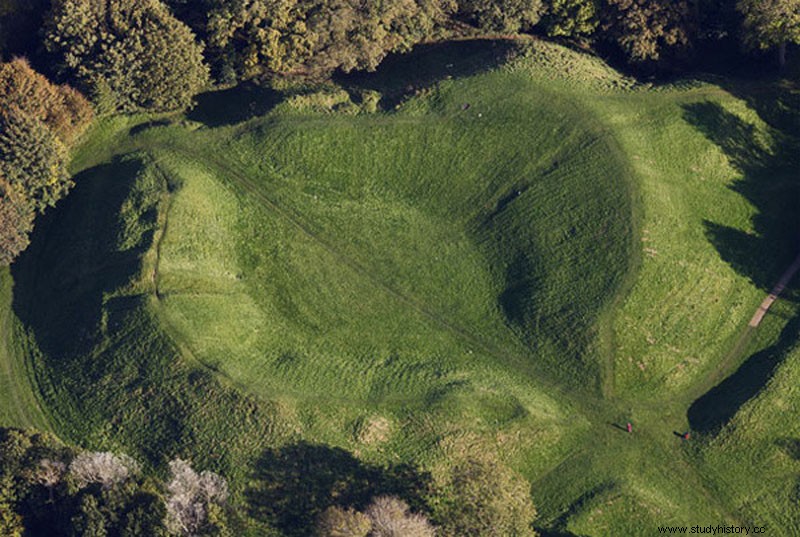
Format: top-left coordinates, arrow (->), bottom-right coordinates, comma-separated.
2,38 -> 799,535
0,269 -> 50,430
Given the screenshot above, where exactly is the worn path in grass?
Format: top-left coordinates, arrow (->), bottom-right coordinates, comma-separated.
749,252 -> 800,327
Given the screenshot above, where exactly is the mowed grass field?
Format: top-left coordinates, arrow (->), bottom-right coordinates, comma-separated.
1,39 -> 799,535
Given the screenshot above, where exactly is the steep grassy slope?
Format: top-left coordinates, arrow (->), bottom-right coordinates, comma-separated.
1,39 -> 798,535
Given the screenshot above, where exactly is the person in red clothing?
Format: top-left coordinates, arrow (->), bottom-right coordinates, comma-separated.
682,431 -> 690,440
626,422 -> 633,433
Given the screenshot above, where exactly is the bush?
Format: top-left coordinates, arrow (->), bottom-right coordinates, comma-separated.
315,505 -> 372,537
431,444 -> 538,537
44,0 -> 209,112
365,496 -> 436,537
0,107 -> 69,212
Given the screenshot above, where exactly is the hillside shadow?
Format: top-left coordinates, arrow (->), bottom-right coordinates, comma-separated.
683,82 -> 800,433
688,313 -> 800,433
245,442 -> 432,536
11,157 -> 152,361
682,99 -> 800,292
335,39 -> 522,110
188,82 -> 282,127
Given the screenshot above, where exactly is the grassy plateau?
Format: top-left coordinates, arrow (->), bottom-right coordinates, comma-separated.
1,38 -> 799,535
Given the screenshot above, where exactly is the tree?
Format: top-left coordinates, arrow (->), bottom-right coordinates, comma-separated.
543,0 -> 598,38
44,0 -> 209,112
0,107 -> 70,212
737,0 -> 800,68
601,0 -> 694,63
35,458 -> 67,502
431,448 -> 537,537
0,58 -> 93,145
70,494 -> 109,537
0,179 -> 33,266
457,0 -> 544,33
69,452 -> 140,490
0,502 -> 23,537
315,505 -> 372,537
0,59 -> 91,264
203,0 -> 454,79
165,458 -> 228,536
120,492 -> 169,537
365,496 -> 435,537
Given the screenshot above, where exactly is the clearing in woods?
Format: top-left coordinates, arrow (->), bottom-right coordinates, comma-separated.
1,39 -> 799,535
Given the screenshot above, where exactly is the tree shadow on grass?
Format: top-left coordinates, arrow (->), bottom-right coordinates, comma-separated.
682,99 -> 800,292
246,442 -> 432,536
11,156 -> 152,360
683,83 -> 800,434
187,82 -> 283,127
688,313 -> 800,433
335,39 -> 523,110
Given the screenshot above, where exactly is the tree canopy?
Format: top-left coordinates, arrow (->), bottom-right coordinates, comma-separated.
457,0 -> 544,33
737,0 -> 800,67
44,0 -> 209,112
202,0 -> 454,80
0,58 -> 91,264
601,0 -> 695,63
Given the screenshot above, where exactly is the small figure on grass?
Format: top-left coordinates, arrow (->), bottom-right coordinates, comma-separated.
682,431 -> 690,441
626,422 -> 633,433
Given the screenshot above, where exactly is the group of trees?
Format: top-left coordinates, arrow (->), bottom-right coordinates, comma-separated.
168,0 -> 800,76
0,427 -> 231,537
0,58 -> 91,265
43,0 -> 209,112
313,447 -> 538,537
2,0 -> 799,93
2,426 -> 539,537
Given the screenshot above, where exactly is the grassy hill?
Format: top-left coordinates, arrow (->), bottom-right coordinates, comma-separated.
1,38 -> 798,535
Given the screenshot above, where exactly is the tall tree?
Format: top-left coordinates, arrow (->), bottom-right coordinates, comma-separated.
457,0 -> 544,33
601,0 -> 694,64
543,0 -> 598,38
204,0 -> 454,80
0,108 -> 70,213
0,59 -> 91,265
0,58 -> 93,145
737,0 -> 800,68
44,0 -> 209,112
0,179 -> 33,266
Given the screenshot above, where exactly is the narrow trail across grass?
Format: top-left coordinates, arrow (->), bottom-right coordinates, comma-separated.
749,252 -> 800,327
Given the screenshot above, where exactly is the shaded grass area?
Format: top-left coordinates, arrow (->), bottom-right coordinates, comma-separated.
692,305 -> 800,534
335,38 -> 524,110
247,442 -> 432,537
0,269 -> 49,430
